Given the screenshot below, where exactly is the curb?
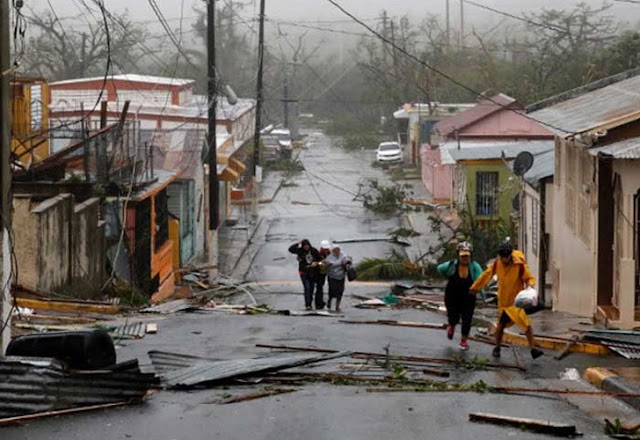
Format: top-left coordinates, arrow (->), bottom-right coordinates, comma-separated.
584,367 -> 640,412
476,320 -> 610,355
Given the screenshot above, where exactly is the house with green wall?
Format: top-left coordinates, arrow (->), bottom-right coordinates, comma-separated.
446,141 -> 554,225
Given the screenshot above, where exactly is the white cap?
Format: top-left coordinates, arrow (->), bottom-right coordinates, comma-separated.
320,240 -> 331,249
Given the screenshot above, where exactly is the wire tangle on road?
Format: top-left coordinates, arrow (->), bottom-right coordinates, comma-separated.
325,0 -> 576,136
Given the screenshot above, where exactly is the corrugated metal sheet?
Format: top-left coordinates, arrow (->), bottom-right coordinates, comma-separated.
148,350 -> 221,374
587,136 -> 640,159
160,351 -> 350,389
447,140 -> 554,163
109,322 -> 147,339
523,149 -> 555,186
140,299 -> 199,314
0,357 -> 158,418
529,74 -> 640,134
602,342 -> 640,359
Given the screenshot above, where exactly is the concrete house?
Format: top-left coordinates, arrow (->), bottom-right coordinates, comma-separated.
529,69 -> 640,329
447,141 -> 554,227
425,94 -> 553,204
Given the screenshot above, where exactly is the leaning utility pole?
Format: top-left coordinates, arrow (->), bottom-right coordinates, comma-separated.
251,0 -> 266,218
289,57 -> 299,141
207,0 -> 219,283
0,0 -> 12,355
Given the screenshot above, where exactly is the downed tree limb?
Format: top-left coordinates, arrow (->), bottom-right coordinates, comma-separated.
468,412 -> 579,437
339,320 -> 447,330
255,344 -> 526,372
0,401 -> 136,427
221,388 -> 297,404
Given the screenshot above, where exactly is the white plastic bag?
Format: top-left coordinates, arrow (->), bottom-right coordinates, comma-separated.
514,287 -> 538,309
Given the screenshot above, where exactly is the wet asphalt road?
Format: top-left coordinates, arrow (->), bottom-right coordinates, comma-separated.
2,133 -> 627,439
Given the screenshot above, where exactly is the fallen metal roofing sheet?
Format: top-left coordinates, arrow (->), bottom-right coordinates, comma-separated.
140,299 -> 199,314
148,350 -> 221,374
602,342 -> 640,360
0,357 -> 159,418
161,351 -> 350,389
109,322 -> 147,339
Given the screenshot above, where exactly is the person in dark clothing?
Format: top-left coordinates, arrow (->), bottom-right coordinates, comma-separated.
437,242 -> 483,351
288,239 -> 322,310
315,240 -> 332,310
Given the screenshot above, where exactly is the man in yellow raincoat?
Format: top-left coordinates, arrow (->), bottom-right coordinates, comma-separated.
470,241 -> 544,360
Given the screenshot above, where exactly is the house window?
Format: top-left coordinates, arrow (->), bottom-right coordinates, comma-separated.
30,84 -> 43,131
476,171 -> 499,216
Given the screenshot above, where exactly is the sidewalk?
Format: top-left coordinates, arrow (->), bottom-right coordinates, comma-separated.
217,169 -> 284,279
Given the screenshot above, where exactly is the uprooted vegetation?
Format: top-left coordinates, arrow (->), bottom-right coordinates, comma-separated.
355,178 -> 413,215
264,156 -> 305,177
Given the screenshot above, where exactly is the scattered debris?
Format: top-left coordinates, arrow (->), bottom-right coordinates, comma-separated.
468,412 -> 580,437
107,322 -> 148,340
0,357 -> 158,422
582,331 -> 640,359
422,368 -> 451,378
555,335 -> 582,360
221,388 -> 297,404
339,320 -> 447,330
146,323 -> 158,334
140,299 -> 200,314
278,310 -> 342,317
158,351 -> 350,389
15,297 -> 121,315
0,401 -> 135,427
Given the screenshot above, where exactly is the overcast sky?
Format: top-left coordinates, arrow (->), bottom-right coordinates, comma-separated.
50,0 -> 640,30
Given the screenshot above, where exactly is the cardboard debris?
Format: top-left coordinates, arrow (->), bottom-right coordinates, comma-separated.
146,323 -> 158,334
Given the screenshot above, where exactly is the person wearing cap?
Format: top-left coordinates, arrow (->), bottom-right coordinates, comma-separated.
470,240 -> 544,360
324,244 -> 352,312
437,242 -> 484,351
288,239 -> 322,310
314,240 -> 332,310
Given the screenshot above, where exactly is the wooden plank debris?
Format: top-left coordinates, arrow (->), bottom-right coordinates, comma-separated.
339,320 -> 447,330
468,412 -> 579,437
255,344 -> 526,372
0,401 -> 135,427
221,388 -> 297,404
15,298 -> 121,315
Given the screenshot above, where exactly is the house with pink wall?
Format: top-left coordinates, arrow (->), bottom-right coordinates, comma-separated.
423,94 -> 553,203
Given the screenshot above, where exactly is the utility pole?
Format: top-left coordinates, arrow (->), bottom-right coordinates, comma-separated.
382,10 -> 388,64
289,57 -> 299,141
0,0 -> 12,356
251,0 -> 266,219
459,0 -> 464,50
283,78 -> 289,128
207,0 -> 219,284
445,0 -> 451,49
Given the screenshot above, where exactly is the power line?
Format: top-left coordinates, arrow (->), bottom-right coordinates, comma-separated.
461,0 -> 566,34
325,0 -> 574,135
147,0 -> 198,69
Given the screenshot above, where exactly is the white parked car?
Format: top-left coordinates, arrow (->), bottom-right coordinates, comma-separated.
271,129 -> 292,149
376,142 -> 403,163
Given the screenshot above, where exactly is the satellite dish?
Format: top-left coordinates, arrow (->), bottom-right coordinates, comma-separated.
512,195 -> 520,211
513,151 -> 534,176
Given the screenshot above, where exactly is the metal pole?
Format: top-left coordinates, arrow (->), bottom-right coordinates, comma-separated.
459,0 -> 464,50
207,0 -> 219,283
446,0 -> 450,49
252,0 -> 266,219
0,0 -> 12,355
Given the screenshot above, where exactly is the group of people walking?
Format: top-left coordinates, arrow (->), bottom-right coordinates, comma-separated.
438,240 -> 544,359
289,236 -> 545,361
288,239 -> 352,312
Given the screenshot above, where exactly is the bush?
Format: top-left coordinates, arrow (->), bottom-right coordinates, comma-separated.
343,132 -> 380,151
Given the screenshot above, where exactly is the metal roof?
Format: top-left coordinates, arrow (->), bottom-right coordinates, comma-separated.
523,149 -> 555,186
434,94 -> 519,137
602,342 -> 640,359
587,136 -> 640,159
444,140 -> 554,165
529,74 -> 640,135
159,351 -> 349,389
51,74 -> 194,87
0,357 -> 158,419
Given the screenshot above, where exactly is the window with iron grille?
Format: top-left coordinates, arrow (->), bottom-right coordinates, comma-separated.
476,171 -> 499,216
